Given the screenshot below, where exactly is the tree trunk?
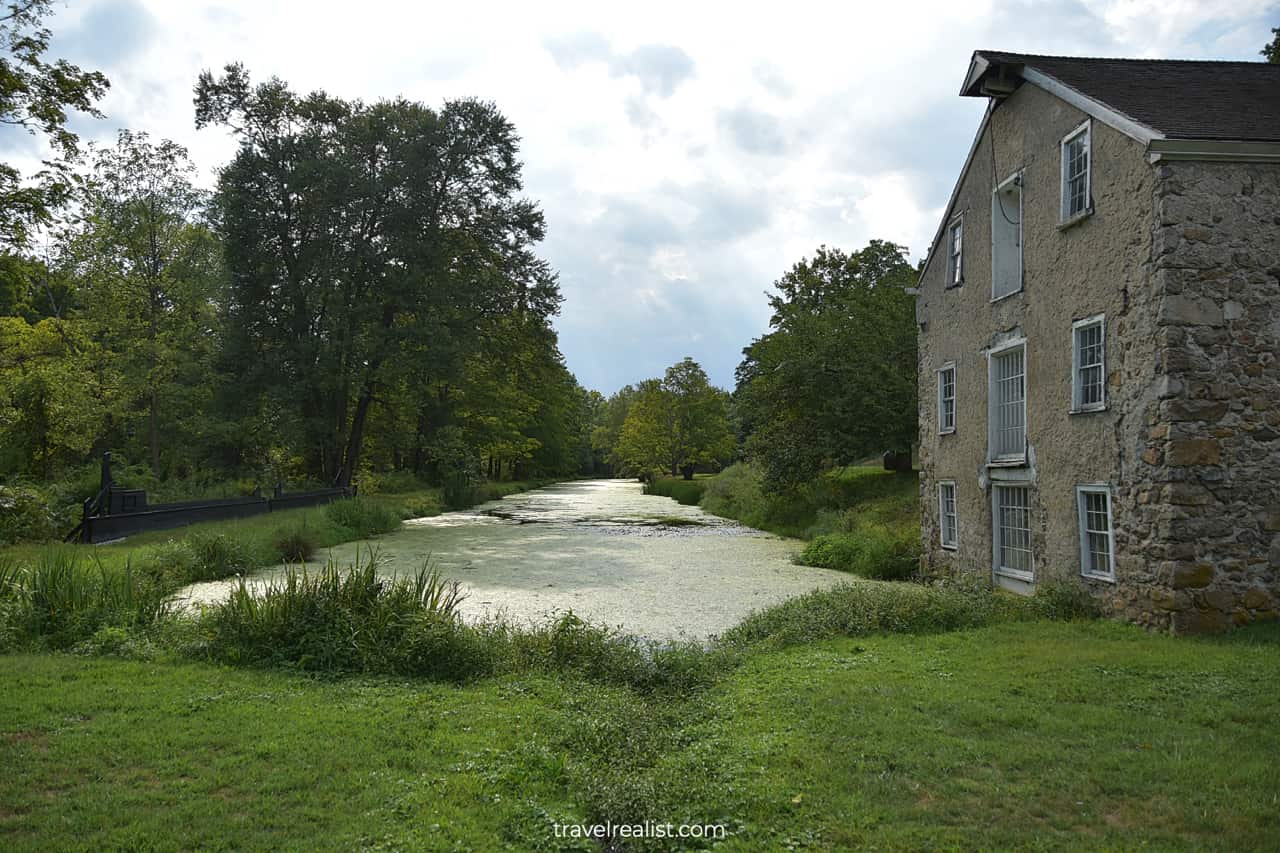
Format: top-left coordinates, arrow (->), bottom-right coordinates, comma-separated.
340,382 -> 376,488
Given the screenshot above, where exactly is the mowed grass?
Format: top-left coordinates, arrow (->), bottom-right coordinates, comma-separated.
2,619 -> 1277,851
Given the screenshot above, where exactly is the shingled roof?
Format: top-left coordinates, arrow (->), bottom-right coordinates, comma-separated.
962,51 -> 1280,142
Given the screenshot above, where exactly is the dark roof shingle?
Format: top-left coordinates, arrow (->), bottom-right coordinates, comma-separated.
968,51 -> 1280,142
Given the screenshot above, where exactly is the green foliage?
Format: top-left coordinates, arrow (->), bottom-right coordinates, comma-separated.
0,548 -> 165,650
198,65 -> 568,487
613,360 -> 735,478
271,525 -> 317,564
800,528 -> 918,580
1263,26 -> 1279,62
0,0 -> 110,248
183,532 -> 257,582
0,482 -> 59,542
197,549 -> 470,675
60,130 -> 222,477
735,241 -> 917,492
642,476 -> 707,505
323,497 -> 401,540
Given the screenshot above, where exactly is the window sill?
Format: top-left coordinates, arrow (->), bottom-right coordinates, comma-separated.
938,428 -> 956,436
989,288 -> 1023,304
1069,405 -> 1108,415
1058,207 -> 1094,231
1081,571 -> 1116,584
995,568 -> 1034,583
987,457 -> 1027,468
940,543 -> 958,552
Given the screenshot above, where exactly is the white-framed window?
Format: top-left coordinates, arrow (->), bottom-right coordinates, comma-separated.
1060,121 -> 1091,221
987,339 -> 1026,464
991,171 -> 1022,300
937,362 -> 956,434
1071,315 -> 1106,413
946,217 -> 963,287
938,481 -> 958,550
992,484 -> 1032,579
1076,485 -> 1115,581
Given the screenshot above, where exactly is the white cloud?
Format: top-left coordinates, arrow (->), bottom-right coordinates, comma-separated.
6,0 -> 1275,393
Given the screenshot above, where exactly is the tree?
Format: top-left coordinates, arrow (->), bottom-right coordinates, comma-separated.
1263,27 -> 1280,63
734,241 -> 917,491
0,0 -> 110,249
613,358 -> 735,479
0,316 -> 114,477
197,65 -> 560,486
60,131 -> 221,475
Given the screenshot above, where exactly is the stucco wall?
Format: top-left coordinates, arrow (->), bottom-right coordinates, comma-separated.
1131,160 -> 1280,632
916,82 -> 1158,596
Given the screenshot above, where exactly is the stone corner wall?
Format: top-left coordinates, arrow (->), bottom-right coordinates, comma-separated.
1133,160 -> 1280,633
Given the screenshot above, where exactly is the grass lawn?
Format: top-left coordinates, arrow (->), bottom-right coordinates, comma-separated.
0,479 -> 550,577
2,618 -> 1277,850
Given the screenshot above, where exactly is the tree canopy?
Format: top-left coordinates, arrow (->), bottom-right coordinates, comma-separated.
734,241 -> 917,491
0,0 -> 110,249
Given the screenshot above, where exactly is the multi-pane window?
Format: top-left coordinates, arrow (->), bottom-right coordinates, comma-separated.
993,485 -> 1032,577
1077,486 -> 1115,580
1072,317 -> 1106,412
938,364 -> 956,434
938,482 -> 958,549
946,219 -> 963,287
988,343 -> 1026,462
1061,122 -> 1091,221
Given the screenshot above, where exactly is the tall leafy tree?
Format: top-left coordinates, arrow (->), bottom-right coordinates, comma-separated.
735,241 -> 917,491
60,131 -> 221,475
0,0 -> 110,249
197,65 -> 560,485
614,358 -> 734,479
1263,26 -> 1280,63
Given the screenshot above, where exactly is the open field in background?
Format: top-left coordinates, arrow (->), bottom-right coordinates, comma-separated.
2,619 -> 1277,851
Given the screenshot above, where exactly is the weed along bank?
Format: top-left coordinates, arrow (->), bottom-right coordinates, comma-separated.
916,51 -> 1280,632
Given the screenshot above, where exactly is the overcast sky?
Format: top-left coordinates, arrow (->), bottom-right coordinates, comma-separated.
9,0 -> 1278,393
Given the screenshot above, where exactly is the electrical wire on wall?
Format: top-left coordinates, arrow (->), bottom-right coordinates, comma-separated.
989,114 -> 1021,235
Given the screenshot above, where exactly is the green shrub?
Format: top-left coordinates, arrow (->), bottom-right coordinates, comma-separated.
643,477 -> 707,506
272,525 -> 317,564
719,580 -> 1029,651
141,539 -> 196,586
199,549 -> 468,675
4,549 -> 166,649
323,497 -> 400,539
0,483 -> 60,544
799,527 -> 919,580
1031,581 -> 1103,620
358,470 -> 429,495
185,532 -> 256,582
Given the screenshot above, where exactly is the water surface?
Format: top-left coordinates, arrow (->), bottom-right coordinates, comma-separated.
175,479 -> 847,640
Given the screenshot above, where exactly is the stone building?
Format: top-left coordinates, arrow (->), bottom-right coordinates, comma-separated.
915,51 -> 1280,632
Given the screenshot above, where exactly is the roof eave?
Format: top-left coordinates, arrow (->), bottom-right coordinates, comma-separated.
1148,138 -> 1280,163
960,53 -> 991,97
1019,67 -> 1164,146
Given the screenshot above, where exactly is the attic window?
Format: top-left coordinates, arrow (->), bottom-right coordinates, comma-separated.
1060,121 -> 1091,221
